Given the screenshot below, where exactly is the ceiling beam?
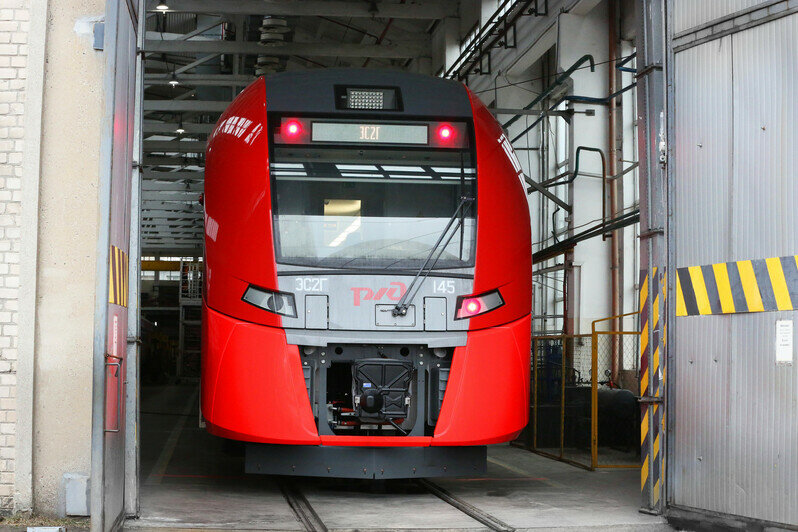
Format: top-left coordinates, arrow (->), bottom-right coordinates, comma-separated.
142,192 -> 202,201
140,218 -> 200,224
144,140 -> 207,152
141,226 -> 203,232
142,237 -> 203,242
147,0 -> 457,19
141,227 -> 202,239
142,201 -> 201,210
144,74 -> 255,87
143,156 -> 204,166
143,182 -> 204,192
142,241 -> 202,245
144,31 -> 218,41
144,15 -> 226,43
143,54 -> 223,81
142,211 -> 201,217
143,100 -> 229,112
142,247 -> 203,254
142,236 -> 202,240
143,39 -> 428,59
141,224 -> 203,230
144,122 -> 215,133
142,215 -> 204,221
143,250 -> 203,256
143,170 -> 205,180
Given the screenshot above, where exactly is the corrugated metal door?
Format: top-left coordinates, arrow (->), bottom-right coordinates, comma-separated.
90,0 -> 140,530
668,6 -> 798,526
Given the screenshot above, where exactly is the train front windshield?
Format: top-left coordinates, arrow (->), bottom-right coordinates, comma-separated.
270,132 -> 476,270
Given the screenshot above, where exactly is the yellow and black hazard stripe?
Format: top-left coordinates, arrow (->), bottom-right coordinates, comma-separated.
639,267 -> 666,509
108,245 -> 129,307
676,255 -> 798,316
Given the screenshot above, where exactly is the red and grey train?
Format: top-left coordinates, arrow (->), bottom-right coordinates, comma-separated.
202,69 -> 532,478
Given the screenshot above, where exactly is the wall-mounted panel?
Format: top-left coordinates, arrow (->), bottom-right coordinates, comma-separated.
669,13 -> 798,527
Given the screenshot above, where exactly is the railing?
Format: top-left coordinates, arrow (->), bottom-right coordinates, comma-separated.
516,313 -> 641,470
180,260 -> 203,302
444,0 -> 546,80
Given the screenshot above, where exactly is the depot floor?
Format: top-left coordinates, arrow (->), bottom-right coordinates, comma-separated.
127,384 -> 672,531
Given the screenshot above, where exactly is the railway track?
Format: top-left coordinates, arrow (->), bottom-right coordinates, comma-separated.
278,478 -> 515,532
278,480 -> 328,532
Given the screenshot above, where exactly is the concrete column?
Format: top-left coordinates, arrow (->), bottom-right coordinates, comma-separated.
32,0 -> 105,516
443,17 -> 461,73
558,2 -> 611,333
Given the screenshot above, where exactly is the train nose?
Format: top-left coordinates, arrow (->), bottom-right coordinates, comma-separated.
361,388 -> 383,413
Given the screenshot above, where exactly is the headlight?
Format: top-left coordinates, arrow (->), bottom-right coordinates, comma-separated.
454,289 -> 504,320
242,285 -> 297,318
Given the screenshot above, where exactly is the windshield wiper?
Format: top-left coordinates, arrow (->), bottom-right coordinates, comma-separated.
392,195 -> 474,317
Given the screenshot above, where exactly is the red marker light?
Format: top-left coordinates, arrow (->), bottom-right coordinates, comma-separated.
437,125 -> 453,140
464,299 -> 481,314
284,120 -> 302,137
455,289 -> 504,320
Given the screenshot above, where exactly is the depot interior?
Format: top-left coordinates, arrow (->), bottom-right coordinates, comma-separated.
124,0 -> 795,530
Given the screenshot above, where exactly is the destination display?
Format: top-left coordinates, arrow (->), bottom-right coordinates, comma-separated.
311,122 -> 429,145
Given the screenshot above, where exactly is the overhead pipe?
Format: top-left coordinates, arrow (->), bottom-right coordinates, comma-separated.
509,82 -> 634,146
362,0 -> 404,68
318,16 -> 381,41
510,94 -> 569,143
507,56 -> 639,142
608,0 -> 621,385
502,54 -> 595,131
562,81 -> 636,104
616,52 -> 636,73
533,209 -> 639,264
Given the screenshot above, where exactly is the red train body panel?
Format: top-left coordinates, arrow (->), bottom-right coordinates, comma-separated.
202,70 -> 531,477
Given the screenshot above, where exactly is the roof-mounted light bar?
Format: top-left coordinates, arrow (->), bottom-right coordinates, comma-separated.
335,86 -> 402,111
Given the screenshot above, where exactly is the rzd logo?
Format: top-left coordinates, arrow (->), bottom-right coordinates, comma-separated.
351,282 -> 407,306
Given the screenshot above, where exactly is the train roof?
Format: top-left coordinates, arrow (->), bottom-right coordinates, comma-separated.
262,68 -> 473,118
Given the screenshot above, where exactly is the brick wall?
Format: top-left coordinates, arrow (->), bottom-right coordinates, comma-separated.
0,0 -> 29,513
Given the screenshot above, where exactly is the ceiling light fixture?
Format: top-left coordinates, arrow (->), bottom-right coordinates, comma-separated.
175,119 -> 185,135
168,72 -> 179,87
156,1 -> 169,11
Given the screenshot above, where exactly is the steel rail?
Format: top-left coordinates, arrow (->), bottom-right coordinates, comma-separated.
418,479 -> 516,532
278,480 -> 328,532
